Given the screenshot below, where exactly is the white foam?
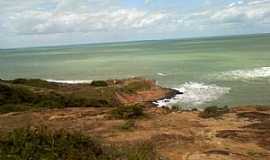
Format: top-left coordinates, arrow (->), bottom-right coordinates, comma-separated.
46,79 -> 93,84
217,67 -> 270,80
154,82 -> 230,107
157,72 -> 167,76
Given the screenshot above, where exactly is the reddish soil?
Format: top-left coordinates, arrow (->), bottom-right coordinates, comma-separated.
0,106 -> 270,160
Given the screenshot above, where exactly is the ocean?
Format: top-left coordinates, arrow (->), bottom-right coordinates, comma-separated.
1,33 -> 270,108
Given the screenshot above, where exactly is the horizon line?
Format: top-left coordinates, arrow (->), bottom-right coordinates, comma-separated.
1,32 -> 270,50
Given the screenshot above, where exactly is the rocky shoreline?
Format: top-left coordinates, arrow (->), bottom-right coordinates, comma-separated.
0,78 -> 270,160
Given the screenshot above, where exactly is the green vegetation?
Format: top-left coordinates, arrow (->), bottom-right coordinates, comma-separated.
120,120 -> 136,130
9,78 -> 59,89
91,80 -> 108,87
0,83 -> 36,107
0,126 -> 157,160
121,81 -> 152,94
0,104 -> 32,113
111,104 -> 144,119
0,79 -> 120,113
0,78 -> 156,113
199,106 -> 230,119
122,141 -> 157,160
0,83 -> 109,113
246,150 -> 265,159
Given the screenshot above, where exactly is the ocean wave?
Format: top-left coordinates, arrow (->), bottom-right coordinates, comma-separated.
157,72 -> 167,76
46,79 -> 93,84
216,67 -> 270,80
154,82 -> 230,108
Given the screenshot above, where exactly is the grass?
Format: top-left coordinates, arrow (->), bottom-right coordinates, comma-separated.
0,104 -> 33,113
8,78 -> 59,89
0,80 -> 120,113
246,150 -> 265,159
111,104 -> 144,119
0,78 -> 155,113
199,106 -> 230,119
121,141 -> 157,160
120,120 -> 136,130
121,81 -> 152,94
0,126 -> 157,160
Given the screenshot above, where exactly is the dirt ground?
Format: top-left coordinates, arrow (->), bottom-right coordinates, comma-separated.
0,105 -> 269,160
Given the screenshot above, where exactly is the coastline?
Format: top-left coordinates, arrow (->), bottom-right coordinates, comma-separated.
0,77 -> 270,160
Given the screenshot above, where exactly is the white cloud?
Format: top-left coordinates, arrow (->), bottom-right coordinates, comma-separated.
178,0 -> 270,26
2,0 -> 270,35
1,0 -> 270,48
6,9 -> 167,35
248,0 -> 270,5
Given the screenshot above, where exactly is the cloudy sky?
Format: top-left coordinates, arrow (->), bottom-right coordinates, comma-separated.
1,0 -> 270,48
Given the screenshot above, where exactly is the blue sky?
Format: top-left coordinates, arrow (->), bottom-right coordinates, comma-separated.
1,0 -> 270,48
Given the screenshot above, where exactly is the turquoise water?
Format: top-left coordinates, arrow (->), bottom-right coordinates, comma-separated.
1,34 -> 270,108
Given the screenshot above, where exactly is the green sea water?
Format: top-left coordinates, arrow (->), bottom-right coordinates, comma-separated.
1,33 -> 270,108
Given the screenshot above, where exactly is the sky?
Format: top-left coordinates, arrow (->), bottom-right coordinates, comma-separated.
1,0 -> 270,48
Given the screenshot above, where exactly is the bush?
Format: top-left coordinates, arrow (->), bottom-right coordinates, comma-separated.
91,81 -> 108,87
120,120 -> 136,130
0,82 -> 114,113
0,126 -> 157,160
33,92 -> 65,108
0,104 -> 32,113
0,83 -> 35,105
111,104 -> 144,119
199,106 -> 230,119
0,126 -> 104,160
10,78 -> 58,89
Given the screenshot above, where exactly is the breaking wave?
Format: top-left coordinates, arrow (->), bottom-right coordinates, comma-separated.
157,72 -> 167,76
216,67 -> 270,80
154,82 -> 230,108
46,79 -> 93,84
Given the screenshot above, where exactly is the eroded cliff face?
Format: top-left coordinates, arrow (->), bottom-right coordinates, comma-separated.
0,77 -> 176,112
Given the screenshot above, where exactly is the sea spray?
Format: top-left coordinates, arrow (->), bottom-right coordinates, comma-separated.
154,82 -> 230,108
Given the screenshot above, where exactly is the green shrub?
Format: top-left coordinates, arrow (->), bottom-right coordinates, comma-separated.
120,120 -> 136,130
111,104 -> 144,119
0,83 -> 114,112
121,141 -> 157,160
91,81 -> 108,87
0,126 -> 157,160
0,126 -> 105,160
33,92 -> 65,107
0,104 -> 32,113
0,83 -> 63,109
10,78 -> 58,89
0,83 -> 35,105
199,106 -> 230,119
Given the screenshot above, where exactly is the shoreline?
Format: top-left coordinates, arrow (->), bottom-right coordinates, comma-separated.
0,77 -> 179,112
1,77 -> 270,159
